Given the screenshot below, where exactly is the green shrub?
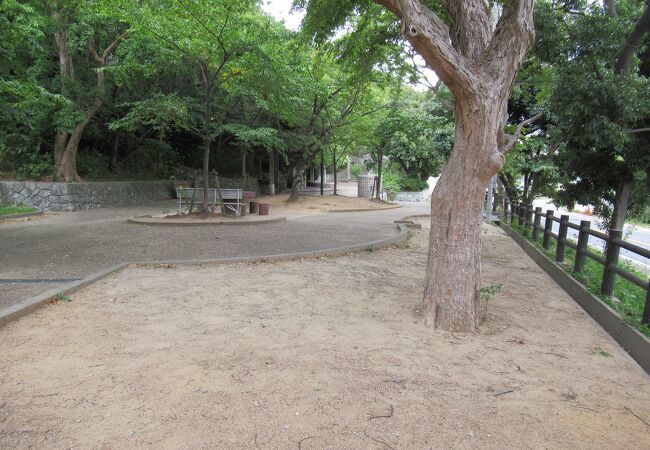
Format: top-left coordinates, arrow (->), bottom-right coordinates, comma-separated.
77,151 -> 109,179
381,172 -> 402,194
629,205 -> 650,225
350,164 -> 362,179
17,161 -> 54,180
400,176 -> 428,192
382,172 -> 428,193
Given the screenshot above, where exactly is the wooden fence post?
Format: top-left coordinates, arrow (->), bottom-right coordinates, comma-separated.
520,203 -> 527,228
641,280 -> 650,325
555,214 -> 569,263
504,198 -> 510,223
532,207 -> 542,241
526,204 -> 534,233
543,210 -> 554,250
574,220 -> 591,273
511,202 -> 517,224
601,229 -> 623,297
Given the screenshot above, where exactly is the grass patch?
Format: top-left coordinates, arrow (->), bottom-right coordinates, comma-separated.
0,205 -> 36,216
508,219 -> 650,338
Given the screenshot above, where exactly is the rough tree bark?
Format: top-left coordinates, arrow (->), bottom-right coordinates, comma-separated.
375,0 -> 535,331
54,31 -> 128,181
610,180 -> 632,231
53,15 -> 74,170
375,147 -> 383,201
332,146 -> 337,195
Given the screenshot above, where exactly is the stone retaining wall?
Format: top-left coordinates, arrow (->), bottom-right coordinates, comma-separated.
395,191 -> 429,202
0,180 -> 175,211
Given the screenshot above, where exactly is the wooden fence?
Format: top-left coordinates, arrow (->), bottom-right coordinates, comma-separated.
503,199 -> 650,325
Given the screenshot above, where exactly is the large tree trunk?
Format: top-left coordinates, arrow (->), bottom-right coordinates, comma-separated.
610,180 -> 632,231
522,172 -> 530,204
423,99 -> 503,331
54,29 -> 128,181
333,147 -> 338,195
320,149 -> 324,196
54,132 -> 68,168
202,137 -> 211,212
375,148 -> 383,200
53,21 -> 73,172
372,0 -> 534,332
56,99 -> 102,181
288,163 -> 304,202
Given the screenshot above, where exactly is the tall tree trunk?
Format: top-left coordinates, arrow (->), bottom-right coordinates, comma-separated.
370,0 -> 534,331
522,172 -> 530,204
55,31 -> 128,181
54,132 -> 68,168
423,99 -> 502,331
200,67 -> 214,212
56,98 -> 103,181
610,180 -> 632,231
53,21 -> 73,172
375,148 -> 383,200
288,163 -> 304,202
320,149 -> 324,196
333,147 -> 338,195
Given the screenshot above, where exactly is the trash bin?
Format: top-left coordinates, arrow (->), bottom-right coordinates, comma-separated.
258,203 -> 269,215
250,201 -> 259,214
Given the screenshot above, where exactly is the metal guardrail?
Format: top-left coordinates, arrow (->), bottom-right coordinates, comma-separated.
504,199 -> 650,325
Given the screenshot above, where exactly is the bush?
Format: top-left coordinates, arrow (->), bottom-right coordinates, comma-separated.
629,205 -> 650,225
350,164 -> 362,179
400,176 -> 428,192
17,160 -> 54,180
382,172 -> 428,193
77,151 -> 109,179
382,172 -> 402,194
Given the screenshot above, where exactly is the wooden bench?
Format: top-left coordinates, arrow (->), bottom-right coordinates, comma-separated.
176,187 -> 243,215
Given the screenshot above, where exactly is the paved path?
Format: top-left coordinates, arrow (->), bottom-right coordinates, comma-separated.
0,200 -> 429,309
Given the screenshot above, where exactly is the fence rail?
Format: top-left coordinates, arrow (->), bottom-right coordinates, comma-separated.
503,199 -> 650,325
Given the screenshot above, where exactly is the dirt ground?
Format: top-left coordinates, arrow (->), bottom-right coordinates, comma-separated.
256,193 -> 399,214
1,219 -> 649,449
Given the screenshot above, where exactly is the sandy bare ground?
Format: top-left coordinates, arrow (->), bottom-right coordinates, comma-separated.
1,220 -> 649,449
256,193 -> 398,214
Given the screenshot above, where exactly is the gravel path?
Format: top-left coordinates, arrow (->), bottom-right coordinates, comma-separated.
0,200 -> 429,308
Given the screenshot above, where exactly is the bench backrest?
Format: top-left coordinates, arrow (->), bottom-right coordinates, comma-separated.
176,187 -> 242,202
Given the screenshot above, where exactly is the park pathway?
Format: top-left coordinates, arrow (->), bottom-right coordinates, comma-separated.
0,200 -> 429,309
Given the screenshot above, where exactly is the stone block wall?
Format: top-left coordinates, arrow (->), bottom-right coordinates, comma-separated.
0,180 -> 175,211
394,191 -> 429,202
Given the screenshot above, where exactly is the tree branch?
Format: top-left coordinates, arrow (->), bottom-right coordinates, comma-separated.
374,0 -> 476,98
485,0 -> 536,96
431,80 -> 455,112
614,0 -> 650,75
441,0 -> 493,59
499,111 -> 543,154
627,127 -> 650,134
604,0 -> 618,18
